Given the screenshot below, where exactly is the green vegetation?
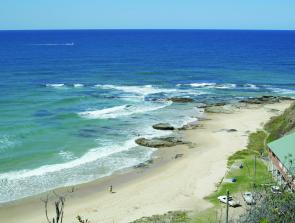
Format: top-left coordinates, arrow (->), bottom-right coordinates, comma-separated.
191,208 -> 223,223
247,131 -> 268,154
206,151 -> 272,205
265,102 -> 295,142
130,211 -> 190,223
205,129 -> 272,206
227,149 -> 253,167
239,191 -> 295,223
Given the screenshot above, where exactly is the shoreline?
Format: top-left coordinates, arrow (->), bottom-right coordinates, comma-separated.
0,100 -> 293,223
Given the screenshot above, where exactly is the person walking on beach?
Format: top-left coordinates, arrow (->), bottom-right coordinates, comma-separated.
108,185 -> 113,193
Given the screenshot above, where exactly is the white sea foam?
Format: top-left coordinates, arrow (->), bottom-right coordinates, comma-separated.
178,82 -> 237,89
79,105 -> 127,119
0,142 -> 155,203
0,98 -> 202,203
189,82 -> 216,87
215,83 -> 237,89
79,102 -> 172,119
0,139 -> 138,180
177,82 -> 216,88
73,83 -> 84,88
178,82 -> 262,90
58,150 -> 76,161
166,107 -> 202,128
268,87 -> 295,95
95,84 -> 205,100
46,83 -> 65,88
176,116 -> 198,128
46,83 -> 85,88
95,84 -> 176,96
243,84 -> 259,89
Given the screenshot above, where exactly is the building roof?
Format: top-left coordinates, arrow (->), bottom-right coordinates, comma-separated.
268,132 -> 295,174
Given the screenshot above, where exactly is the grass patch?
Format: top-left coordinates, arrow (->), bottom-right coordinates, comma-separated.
227,149 -> 253,167
205,127 -> 274,205
206,154 -> 273,205
130,211 -> 190,223
191,208 -> 223,223
247,131 -> 267,154
265,102 -> 295,142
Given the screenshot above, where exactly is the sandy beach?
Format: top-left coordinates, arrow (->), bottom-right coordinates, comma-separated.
0,100 -> 292,223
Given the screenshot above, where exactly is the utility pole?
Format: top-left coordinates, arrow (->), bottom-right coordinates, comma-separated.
226,190 -> 229,223
254,155 -> 257,187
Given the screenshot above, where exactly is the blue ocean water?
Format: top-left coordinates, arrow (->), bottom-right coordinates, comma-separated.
0,30 -> 295,203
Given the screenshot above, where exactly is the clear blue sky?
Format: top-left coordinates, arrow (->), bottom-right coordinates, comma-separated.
1,0 -> 295,30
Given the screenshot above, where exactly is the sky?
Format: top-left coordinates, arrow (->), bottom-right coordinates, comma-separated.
1,0 -> 295,30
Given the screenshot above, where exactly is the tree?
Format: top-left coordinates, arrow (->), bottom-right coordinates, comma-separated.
41,187 -> 75,223
41,193 -> 65,223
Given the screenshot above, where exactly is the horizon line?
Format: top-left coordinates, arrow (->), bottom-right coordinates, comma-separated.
1,28 -> 295,32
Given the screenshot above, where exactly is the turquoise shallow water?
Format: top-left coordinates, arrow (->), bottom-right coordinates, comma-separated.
0,30 -> 295,203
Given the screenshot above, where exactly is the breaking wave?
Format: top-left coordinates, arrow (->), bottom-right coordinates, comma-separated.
268,87 -> 295,95
94,84 -> 176,96
177,82 -> 259,90
45,83 -> 65,88
79,102 -> 172,119
0,139 -> 154,203
179,82 -> 216,87
215,83 -> 237,89
244,83 -> 259,89
0,139 -> 137,180
73,83 -> 84,88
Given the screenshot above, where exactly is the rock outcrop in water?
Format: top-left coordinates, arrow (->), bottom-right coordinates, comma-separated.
167,97 -> 194,103
239,96 -> 293,105
152,123 -> 175,130
198,102 -> 226,108
178,121 -> 202,130
204,105 -> 235,114
200,96 -> 294,114
133,159 -> 153,168
135,137 -> 188,148
152,121 -> 202,131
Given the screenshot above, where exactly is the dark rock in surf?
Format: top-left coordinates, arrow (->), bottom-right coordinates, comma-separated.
135,137 -> 187,148
178,121 -> 202,130
239,96 -> 294,105
197,102 -> 226,109
205,105 -> 235,114
133,159 -> 154,169
134,163 -> 148,168
152,123 -> 175,131
167,97 -> 194,103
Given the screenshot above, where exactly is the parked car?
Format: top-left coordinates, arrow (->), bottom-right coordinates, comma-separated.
217,195 -> 239,207
271,186 -> 282,194
243,192 -> 256,205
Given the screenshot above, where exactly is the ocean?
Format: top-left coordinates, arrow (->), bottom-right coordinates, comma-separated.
0,30 -> 295,203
